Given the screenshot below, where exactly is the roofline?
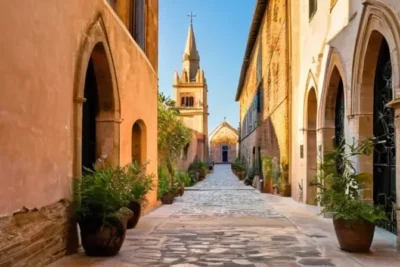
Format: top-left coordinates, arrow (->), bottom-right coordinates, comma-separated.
235,0 -> 268,101
209,121 -> 239,142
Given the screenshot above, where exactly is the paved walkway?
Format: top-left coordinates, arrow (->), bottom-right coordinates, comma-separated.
51,165 -> 399,267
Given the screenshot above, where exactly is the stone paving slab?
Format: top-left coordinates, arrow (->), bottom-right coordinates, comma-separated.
49,165 -> 399,267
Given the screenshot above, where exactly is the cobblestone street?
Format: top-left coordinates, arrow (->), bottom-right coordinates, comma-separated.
52,165 -> 400,267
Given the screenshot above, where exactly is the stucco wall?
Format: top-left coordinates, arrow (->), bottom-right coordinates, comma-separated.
0,0 -> 158,264
289,0 -> 400,203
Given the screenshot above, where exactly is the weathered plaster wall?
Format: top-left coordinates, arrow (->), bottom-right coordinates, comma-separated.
0,0 -> 158,265
239,0 -> 289,172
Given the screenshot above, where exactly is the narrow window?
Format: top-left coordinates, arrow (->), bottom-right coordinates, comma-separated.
256,41 -> 262,83
130,0 -> 146,51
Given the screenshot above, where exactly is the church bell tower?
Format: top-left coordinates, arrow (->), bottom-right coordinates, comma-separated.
173,14 -> 209,163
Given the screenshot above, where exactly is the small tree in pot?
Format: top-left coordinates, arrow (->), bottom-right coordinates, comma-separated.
125,161 -> 154,229
158,165 -> 175,204
74,166 -> 135,256
316,138 -> 387,253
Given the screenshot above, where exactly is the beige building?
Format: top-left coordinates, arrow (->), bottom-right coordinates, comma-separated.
0,0 -> 158,265
174,22 -> 209,170
209,121 -> 239,164
290,0 -> 400,242
236,0 -> 290,179
238,0 -> 400,245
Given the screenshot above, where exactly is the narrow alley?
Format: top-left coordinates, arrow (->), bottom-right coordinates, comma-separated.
51,165 -> 399,267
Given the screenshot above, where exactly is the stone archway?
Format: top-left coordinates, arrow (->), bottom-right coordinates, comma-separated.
132,120 -> 147,165
351,1 -> 400,238
305,87 -> 318,205
319,48 -> 347,156
73,17 -> 121,177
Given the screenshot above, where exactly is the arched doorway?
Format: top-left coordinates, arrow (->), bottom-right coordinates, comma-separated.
350,0 -> 400,240
356,32 -> 396,233
372,36 -> 396,233
222,145 -> 228,163
323,67 -> 345,151
132,120 -> 147,165
82,59 -> 99,171
81,43 -> 117,172
306,88 -> 317,205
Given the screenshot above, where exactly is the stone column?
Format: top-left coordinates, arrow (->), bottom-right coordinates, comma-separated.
387,99 -> 400,250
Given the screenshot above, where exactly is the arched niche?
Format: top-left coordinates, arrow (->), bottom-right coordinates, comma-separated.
132,120 -> 147,165
305,87 -> 318,205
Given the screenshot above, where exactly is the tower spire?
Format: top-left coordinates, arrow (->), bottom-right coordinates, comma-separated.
182,12 -> 200,81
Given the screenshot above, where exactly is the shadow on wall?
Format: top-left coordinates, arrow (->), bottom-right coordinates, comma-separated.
259,117 -> 281,162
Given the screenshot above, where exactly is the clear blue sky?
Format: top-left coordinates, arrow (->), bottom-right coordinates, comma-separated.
159,0 -> 256,134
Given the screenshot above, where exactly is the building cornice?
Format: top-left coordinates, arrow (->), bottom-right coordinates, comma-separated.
235,0 -> 269,101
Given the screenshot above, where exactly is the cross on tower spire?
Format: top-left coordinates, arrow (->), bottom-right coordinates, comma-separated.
187,11 -> 196,25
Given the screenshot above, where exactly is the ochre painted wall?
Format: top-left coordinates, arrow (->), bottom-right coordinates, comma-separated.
0,0 -> 158,264
239,0 -> 289,171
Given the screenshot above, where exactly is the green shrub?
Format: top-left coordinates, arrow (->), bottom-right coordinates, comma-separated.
175,171 -> 192,187
126,161 -> 154,208
157,165 -> 170,199
316,138 -> 387,223
75,166 -> 133,224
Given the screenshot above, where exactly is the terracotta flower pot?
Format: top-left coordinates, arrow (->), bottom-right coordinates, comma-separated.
79,209 -> 131,256
280,184 -> 291,197
178,187 -> 184,197
161,192 -> 175,205
333,218 -> 375,253
265,179 -> 273,193
126,201 -> 141,229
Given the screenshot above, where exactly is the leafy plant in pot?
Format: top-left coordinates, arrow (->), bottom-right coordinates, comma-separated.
74,166 -> 135,256
279,161 -> 291,197
158,165 -> 175,204
262,156 -> 273,193
315,138 -> 388,253
125,161 -> 154,229
197,161 -> 209,180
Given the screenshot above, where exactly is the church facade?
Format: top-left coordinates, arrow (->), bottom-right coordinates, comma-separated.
0,0 -> 158,265
209,121 -> 239,164
173,21 -> 209,170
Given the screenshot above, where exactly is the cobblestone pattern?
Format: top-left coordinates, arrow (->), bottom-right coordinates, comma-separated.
120,165 -> 334,266
121,227 -> 334,267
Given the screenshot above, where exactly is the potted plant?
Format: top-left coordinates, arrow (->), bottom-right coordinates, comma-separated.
158,165 -> 175,204
197,161 -> 208,180
262,156 -> 273,193
316,138 -> 387,253
125,161 -> 154,229
74,166 -> 134,256
279,162 -> 291,197
175,171 -> 191,195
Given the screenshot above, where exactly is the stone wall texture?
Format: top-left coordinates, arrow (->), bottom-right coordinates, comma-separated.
239,0 -> 289,170
0,200 -> 73,267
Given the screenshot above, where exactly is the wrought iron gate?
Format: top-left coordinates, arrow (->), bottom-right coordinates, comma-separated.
373,40 -> 397,234
335,80 -> 345,147
335,79 -> 345,174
